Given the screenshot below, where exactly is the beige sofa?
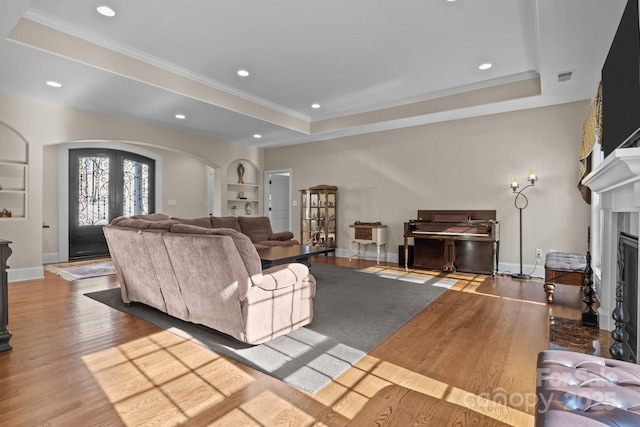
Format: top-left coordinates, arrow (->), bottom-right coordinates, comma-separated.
103,214 -> 316,344
171,215 -> 300,249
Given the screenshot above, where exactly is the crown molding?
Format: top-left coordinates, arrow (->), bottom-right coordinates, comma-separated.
22,9 -> 310,122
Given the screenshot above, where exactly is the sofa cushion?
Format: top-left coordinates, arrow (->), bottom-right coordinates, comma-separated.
238,216 -> 273,243
171,216 -> 213,228
270,231 -> 295,241
260,263 -> 311,291
110,217 -> 152,228
545,252 -> 587,272
169,224 -> 262,284
209,216 -> 242,232
110,216 -> 178,230
256,240 -> 301,247
134,213 -> 171,221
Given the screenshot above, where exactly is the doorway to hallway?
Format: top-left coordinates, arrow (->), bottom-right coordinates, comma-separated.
264,170 -> 291,233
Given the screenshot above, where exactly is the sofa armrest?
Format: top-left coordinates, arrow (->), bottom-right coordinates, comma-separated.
258,263 -> 310,290
269,231 -> 294,241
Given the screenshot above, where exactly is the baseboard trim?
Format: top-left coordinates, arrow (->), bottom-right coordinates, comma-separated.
8,266 -> 44,282
498,262 -> 545,279
42,252 -> 60,264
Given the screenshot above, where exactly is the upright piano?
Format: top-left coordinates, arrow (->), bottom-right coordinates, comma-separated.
403,210 -> 499,275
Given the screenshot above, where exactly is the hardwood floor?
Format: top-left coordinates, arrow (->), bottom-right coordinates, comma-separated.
0,256 -> 606,426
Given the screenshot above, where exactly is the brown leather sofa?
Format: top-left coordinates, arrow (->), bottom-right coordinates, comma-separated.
171,215 -> 300,249
535,350 -> 640,426
103,214 -> 315,344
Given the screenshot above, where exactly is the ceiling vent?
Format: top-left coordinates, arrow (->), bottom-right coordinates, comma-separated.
557,71 -> 573,83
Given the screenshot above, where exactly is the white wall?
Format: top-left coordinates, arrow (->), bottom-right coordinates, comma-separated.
0,89 -> 592,279
265,101 -> 592,275
0,92 -> 263,280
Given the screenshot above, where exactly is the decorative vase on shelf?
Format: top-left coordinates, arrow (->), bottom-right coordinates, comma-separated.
245,202 -> 252,215
237,163 -> 245,184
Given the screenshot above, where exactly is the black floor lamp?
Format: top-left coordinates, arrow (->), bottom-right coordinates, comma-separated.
510,169 -> 538,280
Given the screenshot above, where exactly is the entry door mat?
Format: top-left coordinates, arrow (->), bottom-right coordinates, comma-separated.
46,259 -> 116,281
549,316 -> 612,357
85,263 -> 450,393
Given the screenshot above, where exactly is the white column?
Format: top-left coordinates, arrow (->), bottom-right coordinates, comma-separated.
599,206 -> 616,331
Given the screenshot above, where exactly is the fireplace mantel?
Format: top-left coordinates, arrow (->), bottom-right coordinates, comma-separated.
583,147 -> 640,195
583,147 -> 640,343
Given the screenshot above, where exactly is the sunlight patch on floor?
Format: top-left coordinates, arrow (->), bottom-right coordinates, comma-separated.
356,266 -> 457,288
82,330 -> 256,426
323,354 -> 535,426
219,390 -> 318,426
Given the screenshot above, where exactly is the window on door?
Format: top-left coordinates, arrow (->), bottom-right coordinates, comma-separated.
69,148 -> 155,259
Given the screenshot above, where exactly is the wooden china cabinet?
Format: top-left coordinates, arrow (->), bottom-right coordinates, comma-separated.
300,185 -> 338,248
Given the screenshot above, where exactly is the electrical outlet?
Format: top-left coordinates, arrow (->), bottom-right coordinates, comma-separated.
536,248 -> 543,258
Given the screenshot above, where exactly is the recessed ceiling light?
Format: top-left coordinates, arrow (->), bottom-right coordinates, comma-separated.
237,69 -> 250,77
311,103 -> 321,109
46,81 -> 62,88
175,114 -> 186,120
253,134 -> 262,139
479,63 -> 492,70
97,6 -> 116,17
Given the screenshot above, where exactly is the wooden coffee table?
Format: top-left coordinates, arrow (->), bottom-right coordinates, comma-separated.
258,245 -> 335,269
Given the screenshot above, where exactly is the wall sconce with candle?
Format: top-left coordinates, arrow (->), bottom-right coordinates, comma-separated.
510,169 -> 538,280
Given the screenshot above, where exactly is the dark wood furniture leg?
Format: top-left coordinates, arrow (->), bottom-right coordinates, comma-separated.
404,237 -> 409,271
0,239 -> 13,352
443,240 -> 456,272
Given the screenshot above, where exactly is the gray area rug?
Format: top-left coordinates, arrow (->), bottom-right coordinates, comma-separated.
84,263 -> 450,393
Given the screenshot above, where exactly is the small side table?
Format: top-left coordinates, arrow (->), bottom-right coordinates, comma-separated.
349,223 -> 388,265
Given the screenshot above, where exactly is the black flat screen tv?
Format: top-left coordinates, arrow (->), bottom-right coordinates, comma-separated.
602,0 -> 640,157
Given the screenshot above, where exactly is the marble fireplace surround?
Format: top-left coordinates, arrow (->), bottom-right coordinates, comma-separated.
583,147 -> 640,350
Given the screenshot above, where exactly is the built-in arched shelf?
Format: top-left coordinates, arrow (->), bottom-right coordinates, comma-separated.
0,123 -> 28,220
227,160 -> 260,216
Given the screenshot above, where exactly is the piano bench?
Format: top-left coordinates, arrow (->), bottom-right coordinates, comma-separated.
544,252 -> 586,304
